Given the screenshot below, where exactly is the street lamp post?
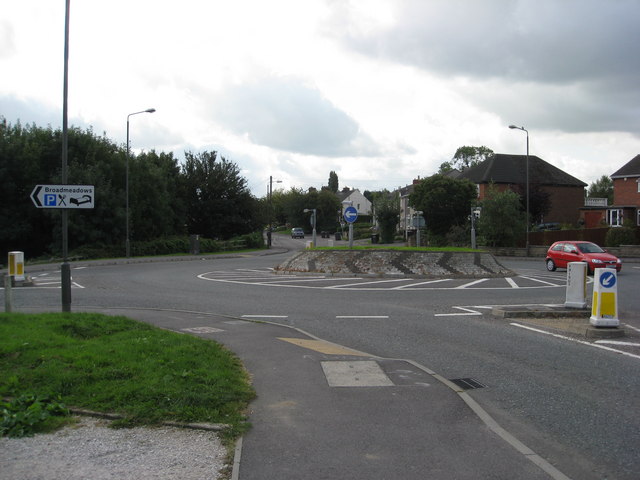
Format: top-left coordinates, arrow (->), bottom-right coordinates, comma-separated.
415,211 -> 423,247
126,108 -> 155,257
268,176 -> 282,248
303,208 -> 317,246
509,124 -> 529,253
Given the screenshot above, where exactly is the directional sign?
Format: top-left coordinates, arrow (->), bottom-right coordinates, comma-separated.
31,185 -> 95,209
599,270 -> 616,288
343,206 -> 358,224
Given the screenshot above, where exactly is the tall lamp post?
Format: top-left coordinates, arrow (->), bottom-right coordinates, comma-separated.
268,176 -> 282,248
509,124 -> 529,252
126,108 -> 155,257
303,208 -> 317,246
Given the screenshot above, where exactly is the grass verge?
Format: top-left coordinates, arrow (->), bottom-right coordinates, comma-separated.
0,312 -> 255,443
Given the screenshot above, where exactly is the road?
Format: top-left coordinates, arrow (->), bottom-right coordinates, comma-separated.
7,236 -> 640,480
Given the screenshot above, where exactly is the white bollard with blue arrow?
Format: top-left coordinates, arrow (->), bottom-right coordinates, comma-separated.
590,268 -> 619,327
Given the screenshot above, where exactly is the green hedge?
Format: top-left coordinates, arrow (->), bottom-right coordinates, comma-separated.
68,232 -> 265,260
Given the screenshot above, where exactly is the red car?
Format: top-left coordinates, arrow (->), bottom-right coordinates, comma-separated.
545,241 -> 622,274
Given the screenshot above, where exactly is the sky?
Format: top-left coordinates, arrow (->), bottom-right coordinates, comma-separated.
2,0 -> 640,197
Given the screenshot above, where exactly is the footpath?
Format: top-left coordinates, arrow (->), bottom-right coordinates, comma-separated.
97,306 -> 568,480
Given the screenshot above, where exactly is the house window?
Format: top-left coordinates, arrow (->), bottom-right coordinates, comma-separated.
607,209 -> 623,226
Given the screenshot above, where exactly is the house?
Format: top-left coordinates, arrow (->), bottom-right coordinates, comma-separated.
609,154 -> 640,226
336,189 -> 372,216
457,153 -> 587,225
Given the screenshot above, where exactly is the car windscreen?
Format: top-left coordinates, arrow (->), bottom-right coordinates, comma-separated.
577,243 -> 604,253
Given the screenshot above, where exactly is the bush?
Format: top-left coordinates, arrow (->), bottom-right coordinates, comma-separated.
605,225 -> 638,247
1,393 -> 70,438
68,232 -> 265,259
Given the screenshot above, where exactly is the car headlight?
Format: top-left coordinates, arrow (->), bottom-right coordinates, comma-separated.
592,259 -> 603,263
617,259 -> 622,264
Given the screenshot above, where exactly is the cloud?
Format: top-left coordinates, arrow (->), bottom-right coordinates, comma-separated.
209,76 -> 381,157
0,20 -> 16,59
329,0 -> 640,135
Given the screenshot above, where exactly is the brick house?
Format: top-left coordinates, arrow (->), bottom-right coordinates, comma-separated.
457,153 -> 587,225
608,154 -> 640,226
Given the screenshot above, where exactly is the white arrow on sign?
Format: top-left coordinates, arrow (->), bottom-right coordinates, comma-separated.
31,185 -> 95,209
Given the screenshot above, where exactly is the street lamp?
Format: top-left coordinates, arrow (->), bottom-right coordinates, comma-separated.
509,124 -> 529,252
268,176 -> 282,248
414,211 -> 423,247
126,108 -> 155,257
303,208 -> 317,247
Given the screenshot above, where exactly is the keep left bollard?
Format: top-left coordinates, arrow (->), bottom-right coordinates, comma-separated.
590,268 -> 619,327
8,251 -> 25,282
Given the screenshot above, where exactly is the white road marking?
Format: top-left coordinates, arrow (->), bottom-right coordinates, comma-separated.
241,315 -> 288,319
336,315 -> 389,319
511,323 -> 640,360
505,277 -> 519,288
435,307 -> 483,317
623,323 -> 640,333
328,279 -> 411,289
595,340 -> 640,347
455,279 -> 489,289
393,279 -> 452,289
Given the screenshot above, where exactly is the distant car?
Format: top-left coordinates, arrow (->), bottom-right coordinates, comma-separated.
545,241 -> 622,274
291,228 -> 305,239
535,222 -> 561,231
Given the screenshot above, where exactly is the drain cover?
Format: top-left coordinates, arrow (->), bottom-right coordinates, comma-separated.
449,378 -> 486,390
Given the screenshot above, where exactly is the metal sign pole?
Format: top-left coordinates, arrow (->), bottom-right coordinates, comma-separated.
61,0 -> 71,312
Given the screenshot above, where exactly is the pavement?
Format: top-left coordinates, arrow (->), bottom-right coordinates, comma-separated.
85,306 -> 571,480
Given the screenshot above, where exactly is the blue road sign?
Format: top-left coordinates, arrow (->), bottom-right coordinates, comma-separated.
343,206 -> 358,224
599,270 -> 616,288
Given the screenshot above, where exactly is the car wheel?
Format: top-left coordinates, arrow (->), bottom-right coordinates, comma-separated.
546,259 -> 556,272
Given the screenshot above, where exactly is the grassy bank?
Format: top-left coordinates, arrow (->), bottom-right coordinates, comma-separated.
0,313 -> 255,441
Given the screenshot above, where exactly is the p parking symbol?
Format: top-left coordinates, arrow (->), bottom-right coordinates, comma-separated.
44,194 -> 57,206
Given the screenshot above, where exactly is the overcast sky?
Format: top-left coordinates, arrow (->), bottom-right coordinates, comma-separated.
2,0 -> 639,197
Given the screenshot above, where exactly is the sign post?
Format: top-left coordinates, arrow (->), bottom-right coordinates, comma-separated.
343,206 -> 358,249
30,183 -> 95,313
31,185 -> 95,209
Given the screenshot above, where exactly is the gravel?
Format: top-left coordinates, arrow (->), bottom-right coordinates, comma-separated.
0,416 -> 227,480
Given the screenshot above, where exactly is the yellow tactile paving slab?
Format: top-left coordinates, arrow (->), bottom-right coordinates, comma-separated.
277,337 -> 367,356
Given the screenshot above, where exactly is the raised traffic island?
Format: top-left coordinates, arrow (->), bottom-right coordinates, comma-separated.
274,249 -> 513,278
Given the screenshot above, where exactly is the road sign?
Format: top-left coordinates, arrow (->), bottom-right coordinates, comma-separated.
343,206 -> 358,224
31,185 -> 95,209
599,270 -> 616,288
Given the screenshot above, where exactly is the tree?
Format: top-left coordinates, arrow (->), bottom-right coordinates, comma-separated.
477,185 -> 525,247
409,175 -> 477,238
328,171 -> 339,193
373,190 -> 400,243
315,189 -> 341,231
182,151 -> 260,239
587,175 -> 614,204
513,183 -> 552,226
439,146 -> 494,173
